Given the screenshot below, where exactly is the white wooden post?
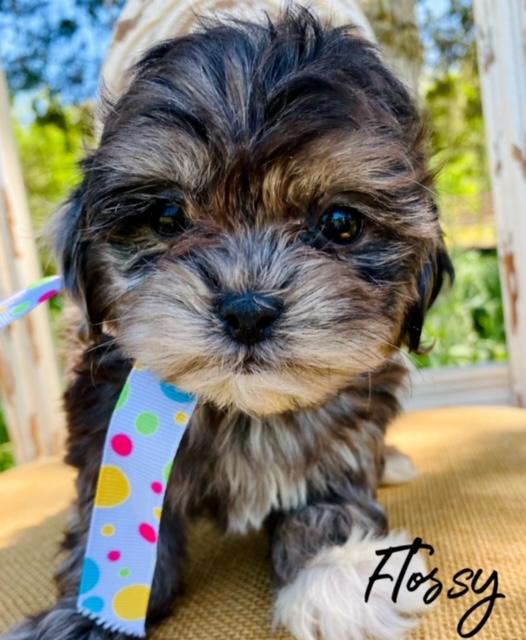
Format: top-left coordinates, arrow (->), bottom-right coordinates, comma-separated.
0,69 -> 65,463
474,0 -> 526,407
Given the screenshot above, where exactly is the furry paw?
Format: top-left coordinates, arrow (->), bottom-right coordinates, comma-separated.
274,530 -> 430,640
381,446 -> 419,486
1,598 -> 130,640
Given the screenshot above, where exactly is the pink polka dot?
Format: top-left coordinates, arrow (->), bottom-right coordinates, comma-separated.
139,523 -> 157,544
38,289 -> 59,303
107,550 -> 121,562
151,482 -> 163,495
111,434 -> 133,457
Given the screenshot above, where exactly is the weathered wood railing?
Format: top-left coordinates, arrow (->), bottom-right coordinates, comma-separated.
0,69 -> 64,464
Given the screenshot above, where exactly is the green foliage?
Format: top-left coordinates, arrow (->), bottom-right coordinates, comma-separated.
15,97 -> 94,232
420,0 -> 490,225
424,65 -> 496,248
415,250 -> 507,368
426,71 -> 489,203
0,447 -> 14,472
417,1 -> 506,366
0,405 -> 14,472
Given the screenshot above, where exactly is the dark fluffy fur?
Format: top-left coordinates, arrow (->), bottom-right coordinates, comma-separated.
4,7 -> 452,640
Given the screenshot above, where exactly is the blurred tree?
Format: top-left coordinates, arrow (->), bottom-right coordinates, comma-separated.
360,0 -> 423,94
419,0 -> 474,70
419,0 -> 490,213
0,1 -> 109,238
0,0 -> 123,105
14,96 -> 94,231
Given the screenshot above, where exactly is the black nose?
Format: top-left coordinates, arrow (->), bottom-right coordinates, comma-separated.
218,293 -> 283,345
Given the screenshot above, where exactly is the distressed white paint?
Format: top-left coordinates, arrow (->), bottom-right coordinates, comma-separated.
0,69 -> 64,463
474,0 -> 526,406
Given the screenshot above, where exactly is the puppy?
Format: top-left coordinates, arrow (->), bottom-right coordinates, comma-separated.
5,7 -> 452,640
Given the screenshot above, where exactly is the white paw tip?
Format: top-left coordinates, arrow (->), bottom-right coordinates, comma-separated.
382,448 -> 419,486
274,529 -> 430,640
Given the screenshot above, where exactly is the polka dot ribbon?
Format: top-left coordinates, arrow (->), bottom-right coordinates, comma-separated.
78,366 -> 197,636
0,275 -> 63,330
0,277 -> 198,637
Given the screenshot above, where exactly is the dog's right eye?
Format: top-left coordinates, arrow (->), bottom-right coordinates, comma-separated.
150,203 -> 190,238
317,206 -> 363,245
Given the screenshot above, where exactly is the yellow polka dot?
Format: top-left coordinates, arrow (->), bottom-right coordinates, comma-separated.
113,584 -> 151,621
133,362 -> 146,371
101,524 -> 116,537
174,411 -> 189,425
153,507 -> 162,520
94,466 -> 131,508
0,305 -> 7,314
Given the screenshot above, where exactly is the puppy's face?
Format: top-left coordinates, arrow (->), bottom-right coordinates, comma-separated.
57,11 -> 450,415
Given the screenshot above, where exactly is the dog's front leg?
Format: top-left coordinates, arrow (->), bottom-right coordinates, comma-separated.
269,487 -> 428,640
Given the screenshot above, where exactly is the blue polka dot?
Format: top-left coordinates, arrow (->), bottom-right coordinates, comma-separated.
79,558 -> 100,594
160,382 -> 195,404
81,596 -> 105,614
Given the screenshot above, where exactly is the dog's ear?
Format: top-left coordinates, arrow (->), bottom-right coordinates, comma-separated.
402,241 -> 454,352
54,187 -> 86,299
52,184 -> 98,336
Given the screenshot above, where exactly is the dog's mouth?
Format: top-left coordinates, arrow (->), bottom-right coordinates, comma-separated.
230,348 -> 276,373
234,358 -> 260,374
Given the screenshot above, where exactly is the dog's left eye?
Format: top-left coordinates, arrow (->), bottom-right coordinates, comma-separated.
317,206 -> 363,245
150,203 -> 189,238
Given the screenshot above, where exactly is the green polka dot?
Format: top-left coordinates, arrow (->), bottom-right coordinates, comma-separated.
163,461 -> 173,483
136,412 -> 160,436
13,302 -> 31,316
116,382 -> 130,410
119,568 -> 131,578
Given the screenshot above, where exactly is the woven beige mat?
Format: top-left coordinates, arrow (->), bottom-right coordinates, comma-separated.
0,407 -> 525,639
